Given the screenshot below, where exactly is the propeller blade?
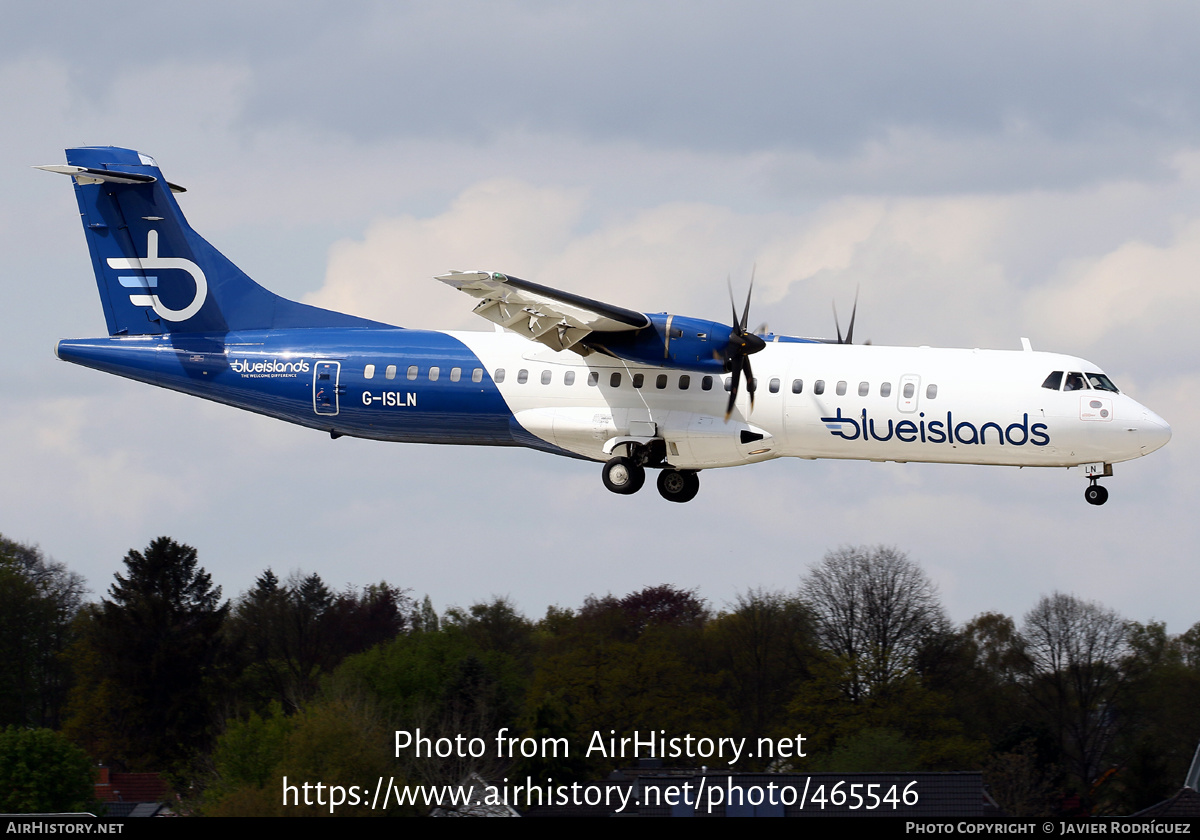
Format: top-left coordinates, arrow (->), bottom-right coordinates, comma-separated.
845,287 -> 859,345
833,301 -> 844,344
725,361 -> 742,421
740,265 -> 756,331
743,355 -> 756,412
722,267 -> 766,421
727,276 -> 740,329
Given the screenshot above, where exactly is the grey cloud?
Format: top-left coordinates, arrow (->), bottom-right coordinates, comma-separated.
9,2 -> 1200,191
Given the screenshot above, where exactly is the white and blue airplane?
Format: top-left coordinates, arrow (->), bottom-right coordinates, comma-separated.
40,147 -> 1171,505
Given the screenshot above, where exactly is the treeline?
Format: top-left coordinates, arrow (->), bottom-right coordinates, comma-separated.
1,536 -> 1198,816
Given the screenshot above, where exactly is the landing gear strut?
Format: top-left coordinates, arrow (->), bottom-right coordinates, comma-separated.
1085,480 -> 1109,506
657,469 -> 700,503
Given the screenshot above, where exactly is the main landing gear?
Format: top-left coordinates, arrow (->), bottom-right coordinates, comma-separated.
601,442 -> 701,503
656,468 -> 700,503
1085,480 -> 1109,506
601,456 -> 645,495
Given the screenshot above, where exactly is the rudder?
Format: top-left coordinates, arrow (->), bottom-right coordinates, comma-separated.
42,146 -> 387,336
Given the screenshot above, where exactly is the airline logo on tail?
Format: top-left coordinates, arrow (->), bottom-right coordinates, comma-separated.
107,230 -> 207,322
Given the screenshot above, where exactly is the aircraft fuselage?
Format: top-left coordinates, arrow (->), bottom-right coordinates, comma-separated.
56,328 -> 1171,473
42,145 -> 1170,505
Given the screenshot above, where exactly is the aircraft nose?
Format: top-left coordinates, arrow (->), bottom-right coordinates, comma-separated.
1136,408 -> 1171,455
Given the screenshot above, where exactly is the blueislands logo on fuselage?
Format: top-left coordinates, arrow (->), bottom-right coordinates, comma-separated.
230,358 -> 311,378
821,407 -> 1050,446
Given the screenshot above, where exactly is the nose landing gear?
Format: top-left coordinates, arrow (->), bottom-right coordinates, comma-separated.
1085,480 -> 1109,506
1083,462 -> 1112,506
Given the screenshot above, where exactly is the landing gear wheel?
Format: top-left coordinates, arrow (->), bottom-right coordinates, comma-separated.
602,457 -> 645,495
1085,483 -> 1109,506
657,469 -> 700,503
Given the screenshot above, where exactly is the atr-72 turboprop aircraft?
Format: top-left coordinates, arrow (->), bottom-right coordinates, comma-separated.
41,147 -> 1171,505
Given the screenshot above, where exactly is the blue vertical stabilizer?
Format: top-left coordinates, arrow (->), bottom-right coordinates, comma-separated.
44,147 -> 391,336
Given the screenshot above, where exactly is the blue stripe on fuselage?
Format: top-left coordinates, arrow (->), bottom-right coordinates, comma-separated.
55,328 -> 575,455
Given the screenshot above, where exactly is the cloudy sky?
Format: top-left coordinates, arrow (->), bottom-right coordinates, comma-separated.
3,1 -> 1196,632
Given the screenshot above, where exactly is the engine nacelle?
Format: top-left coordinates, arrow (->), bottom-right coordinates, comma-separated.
583,313 -> 732,373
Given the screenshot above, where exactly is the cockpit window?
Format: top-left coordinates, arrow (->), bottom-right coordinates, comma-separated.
1041,371 -> 1063,391
1063,372 -> 1086,392
1086,372 -> 1119,393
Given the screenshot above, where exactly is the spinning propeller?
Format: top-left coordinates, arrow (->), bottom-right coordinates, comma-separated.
833,287 -> 859,344
722,272 -> 766,421
833,287 -> 869,345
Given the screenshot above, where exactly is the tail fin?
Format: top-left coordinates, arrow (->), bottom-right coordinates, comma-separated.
40,147 -> 388,336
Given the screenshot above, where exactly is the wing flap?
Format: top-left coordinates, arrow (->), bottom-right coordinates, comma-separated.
438,270 -> 649,353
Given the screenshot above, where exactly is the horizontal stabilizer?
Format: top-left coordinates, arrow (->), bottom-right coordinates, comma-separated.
35,164 -> 187,193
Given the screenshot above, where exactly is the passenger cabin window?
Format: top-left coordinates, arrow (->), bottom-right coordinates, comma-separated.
769,378 -> 780,394
517,369 -> 528,384
792,379 -> 803,394
724,378 -> 733,392
679,375 -> 690,390
564,371 -> 575,386
407,365 -> 419,381
1042,371 -> 1063,391
1063,372 -> 1086,391
702,376 -> 713,391
632,373 -> 644,389
880,382 -> 891,397
588,371 -> 599,386
385,365 -> 397,380
858,381 -> 869,397
656,374 -> 668,389
493,368 -> 505,383
472,368 -> 483,383
541,370 -> 552,385
429,366 -> 440,382
836,380 -> 847,396
450,367 -> 462,382
926,384 -> 938,399
903,382 -> 915,399
364,364 -> 375,379
610,372 -> 622,387
814,380 -> 825,395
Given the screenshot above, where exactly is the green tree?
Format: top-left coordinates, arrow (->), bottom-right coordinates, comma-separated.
202,695 -> 417,817
1019,592 -> 1129,803
0,726 -> 95,813
526,586 -> 727,772
802,545 -> 949,701
64,537 -> 228,773
0,536 -> 86,729
1102,621 -> 1200,813
705,589 -> 817,755
227,570 -> 409,712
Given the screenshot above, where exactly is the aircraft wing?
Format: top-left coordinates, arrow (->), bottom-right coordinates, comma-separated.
436,270 -> 650,353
